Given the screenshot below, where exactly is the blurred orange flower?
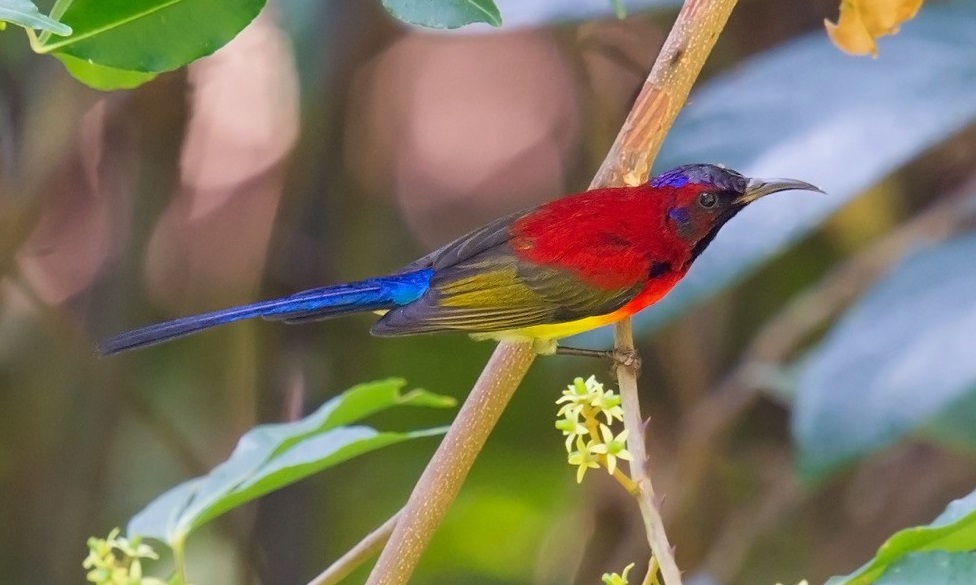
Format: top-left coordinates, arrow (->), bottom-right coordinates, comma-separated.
825,0 -> 924,56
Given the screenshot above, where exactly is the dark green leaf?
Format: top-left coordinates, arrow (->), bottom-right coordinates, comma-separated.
381,0 -> 501,28
127,379 -> 454,545
56,54 -> 157,90
0,0 -> 70,35
484,0 -> 679,27
793,235 -> 976,478
622,0 -> 976,334
827,490 -> 976,585
36,0 -> 265,73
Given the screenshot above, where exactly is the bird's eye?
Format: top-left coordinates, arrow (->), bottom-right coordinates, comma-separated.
697,192 -> 718,209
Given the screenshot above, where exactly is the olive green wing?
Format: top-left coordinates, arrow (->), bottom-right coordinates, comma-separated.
371,243 -> 641,336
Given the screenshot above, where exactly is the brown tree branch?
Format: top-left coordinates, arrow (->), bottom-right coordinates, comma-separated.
364,342 -> 536,585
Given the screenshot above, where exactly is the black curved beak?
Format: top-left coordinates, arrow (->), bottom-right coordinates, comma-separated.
734,177 -> 825,205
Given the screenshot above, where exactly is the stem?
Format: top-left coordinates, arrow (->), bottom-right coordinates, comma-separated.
615,321 -> 681,585
36,0 -> 74,47
611,468 -> 640,495
581,405 -> 638,494
48,0 -> 75,22
643,556 -> 661,585
307,513 -> 400,585
27,29 -> 42,52
601,1 -> 740,584
364,342 -> 536,585
172,537 -> 188,585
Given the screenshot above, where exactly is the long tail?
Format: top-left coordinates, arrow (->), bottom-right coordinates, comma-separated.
98,269 -> 433,355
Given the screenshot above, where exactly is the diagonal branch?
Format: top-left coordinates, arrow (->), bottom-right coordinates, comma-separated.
364,341 -> 536,585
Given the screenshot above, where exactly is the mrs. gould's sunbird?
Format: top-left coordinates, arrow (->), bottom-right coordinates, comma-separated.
99,164 -> 822,356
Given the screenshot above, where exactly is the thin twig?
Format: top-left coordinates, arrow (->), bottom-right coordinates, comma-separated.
616,320 -> 680,585
604,1 -> 742,583
308,512 -> 400,585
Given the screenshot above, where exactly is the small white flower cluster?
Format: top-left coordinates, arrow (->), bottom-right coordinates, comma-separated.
83,528 -> 166,585
556,376 -> 633,483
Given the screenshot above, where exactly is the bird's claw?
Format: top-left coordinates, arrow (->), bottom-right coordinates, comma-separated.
553,344 -> 641,375
609,348 -> 641,373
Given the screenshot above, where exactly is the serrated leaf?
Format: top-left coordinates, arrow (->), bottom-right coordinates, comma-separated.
127,379 -> 453,545
36,0 -> 265,74
382,0 -> 501,29
583,0 -> 976,339
826,490 -> 976,585
792,235 -> 976,478
0,0 -> 70,35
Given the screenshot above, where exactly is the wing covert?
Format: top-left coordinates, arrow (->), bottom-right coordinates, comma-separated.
373,245 -> 642,336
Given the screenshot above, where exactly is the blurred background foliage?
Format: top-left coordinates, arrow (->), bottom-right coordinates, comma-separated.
2,0 -> 976,584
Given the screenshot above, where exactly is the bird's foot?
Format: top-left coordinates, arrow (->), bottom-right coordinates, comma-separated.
609,348 -> 641,371
554,345 -> 642,374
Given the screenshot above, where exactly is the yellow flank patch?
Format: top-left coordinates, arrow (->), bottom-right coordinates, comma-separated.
472,312 -> 620,343
438,268 -> 544,308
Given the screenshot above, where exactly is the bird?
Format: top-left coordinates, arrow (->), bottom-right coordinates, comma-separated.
98,164 -> 822,357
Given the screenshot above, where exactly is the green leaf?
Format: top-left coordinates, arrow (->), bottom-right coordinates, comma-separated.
792,235 -> 976,479
468,0 -> 680,28
874,552 -> 976,585
36,0 -> 265,73
827,490 -> 976,585
616,0 -> 976,335
381,0 -> 501,29
0,0 -> 70,35
127,379 -> 454,545
56,53 -> 157,90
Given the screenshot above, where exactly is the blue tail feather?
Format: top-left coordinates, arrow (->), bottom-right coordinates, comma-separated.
98,269 -> 433,355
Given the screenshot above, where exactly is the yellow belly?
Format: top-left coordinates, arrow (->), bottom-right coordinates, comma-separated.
466,271 -> 683,351
469,313 -> 620,354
